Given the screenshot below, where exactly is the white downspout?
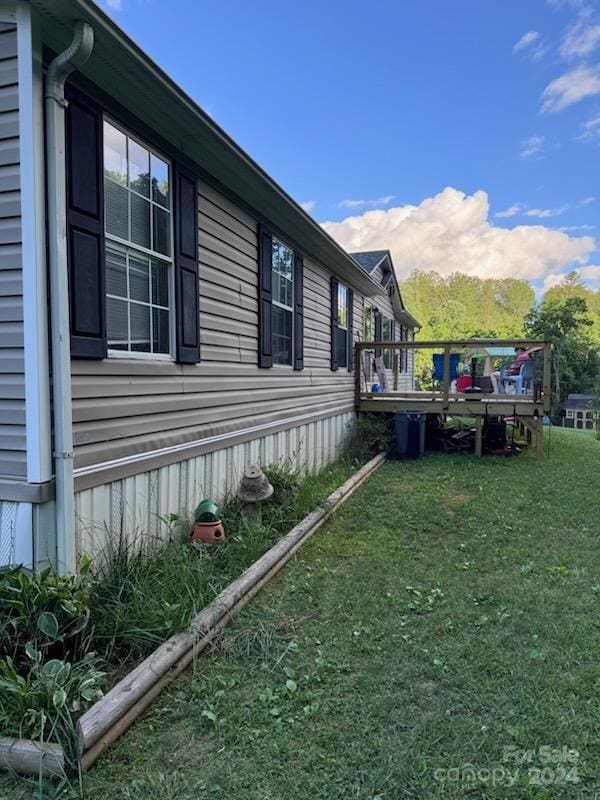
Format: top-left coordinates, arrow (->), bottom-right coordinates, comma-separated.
45,21 -> 94,574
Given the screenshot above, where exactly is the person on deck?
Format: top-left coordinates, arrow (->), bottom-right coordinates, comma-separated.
490,346 -> 530,393
456,366 -> 472,393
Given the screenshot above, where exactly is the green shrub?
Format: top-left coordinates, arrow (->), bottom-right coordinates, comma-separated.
345,413 -> 394,460
0,559 -> 93,671
0,645 -> 104,744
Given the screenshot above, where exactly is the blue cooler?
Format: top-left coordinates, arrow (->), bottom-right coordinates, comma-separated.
394,411 -> 426,459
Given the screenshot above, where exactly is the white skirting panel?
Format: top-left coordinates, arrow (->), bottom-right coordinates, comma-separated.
74,411 -> 355,558
0,501 -> 33,568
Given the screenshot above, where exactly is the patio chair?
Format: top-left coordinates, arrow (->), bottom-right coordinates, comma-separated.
500,359 -> 534,394
432,354 -> 460,383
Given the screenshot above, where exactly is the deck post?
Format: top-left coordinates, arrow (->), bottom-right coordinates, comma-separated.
542,341 -> 552,414
354,343 -> 361,410
535,416 -> 543,462
475,416 -> 483,457
442,345 -> 451,412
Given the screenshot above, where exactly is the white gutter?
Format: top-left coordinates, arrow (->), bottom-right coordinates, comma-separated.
44,20 -> 94,574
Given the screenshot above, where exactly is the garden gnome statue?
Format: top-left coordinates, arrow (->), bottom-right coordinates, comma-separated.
238,465 -> 273,521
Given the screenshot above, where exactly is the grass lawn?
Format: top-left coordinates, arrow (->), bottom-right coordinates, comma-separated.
3,428 -> 600,799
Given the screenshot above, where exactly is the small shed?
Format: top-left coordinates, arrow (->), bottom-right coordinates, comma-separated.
563,394 -> 600,430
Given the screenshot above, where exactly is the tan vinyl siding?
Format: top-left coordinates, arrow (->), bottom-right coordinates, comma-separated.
0,25 -> 25,479
71,179 -> 362,470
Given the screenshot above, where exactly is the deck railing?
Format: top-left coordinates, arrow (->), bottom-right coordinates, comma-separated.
354,338 -> 552,415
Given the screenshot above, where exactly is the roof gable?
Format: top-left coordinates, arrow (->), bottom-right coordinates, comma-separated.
351,251 -> 390,274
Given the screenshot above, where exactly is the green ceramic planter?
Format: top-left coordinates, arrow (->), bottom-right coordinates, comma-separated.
194,499 -> 221,523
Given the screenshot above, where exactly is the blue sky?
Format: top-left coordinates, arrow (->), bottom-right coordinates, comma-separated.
104,0 -> 600,293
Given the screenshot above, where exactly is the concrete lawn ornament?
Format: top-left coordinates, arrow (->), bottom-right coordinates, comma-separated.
238,465 -> 274,521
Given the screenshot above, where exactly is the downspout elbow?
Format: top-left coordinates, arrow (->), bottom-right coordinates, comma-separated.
45,20 -> 94,104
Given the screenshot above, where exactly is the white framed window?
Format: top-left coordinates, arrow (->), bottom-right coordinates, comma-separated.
336,283 -> 349,368
566,408 -> 574,419
338,284 -> 348,330
103,119 -> 173,357
272,237 -> 294,366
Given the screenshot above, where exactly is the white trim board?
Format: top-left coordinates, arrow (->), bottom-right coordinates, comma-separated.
17,1 -> 52,484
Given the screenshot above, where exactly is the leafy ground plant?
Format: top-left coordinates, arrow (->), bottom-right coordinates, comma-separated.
0,646 -> 104,744
0,558 -> 105,759
0,559 -> 93,669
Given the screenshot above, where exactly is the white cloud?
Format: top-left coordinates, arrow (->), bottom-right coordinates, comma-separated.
525,206 -> 568,218
575,113 -> 600,141
577,264 -> 600,284
337,195 -> 395,209
495,197 -> 593,220
541,65 -> 600,112
495,203 -> 525,218
300,200 -> 316,213
514,31 -> 540,52
520,134 -> 545,158
559,9 -> 600,59
105,0 -> 123,8
321,187 -> 596,283
558,224 -> 596,231
543,264 -> 600,291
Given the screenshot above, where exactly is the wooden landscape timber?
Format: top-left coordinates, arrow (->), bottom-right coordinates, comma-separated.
355,338 -> 552,460
0,737 -> 65,778
76,452 -> 386,771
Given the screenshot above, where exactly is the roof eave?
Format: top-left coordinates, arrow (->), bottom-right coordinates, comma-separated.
396,309 -> 421,330
31,0 -> 381,297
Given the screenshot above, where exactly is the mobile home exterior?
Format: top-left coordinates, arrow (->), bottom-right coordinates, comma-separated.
0,0 -> 418,571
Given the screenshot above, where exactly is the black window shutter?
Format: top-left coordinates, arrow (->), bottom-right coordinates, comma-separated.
293,252 -> 304,370
65,87 -> 106,359
258,224 -> 273,368
173,163 -> 200,364
347,288 -> 354,372
330,276 -> 339,371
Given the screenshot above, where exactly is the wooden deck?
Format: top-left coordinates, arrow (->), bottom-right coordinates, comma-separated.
354,338 -> 552,459
359,392 -> 544,417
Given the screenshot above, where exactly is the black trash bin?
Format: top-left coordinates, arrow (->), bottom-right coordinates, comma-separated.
394,411 -> 426,459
